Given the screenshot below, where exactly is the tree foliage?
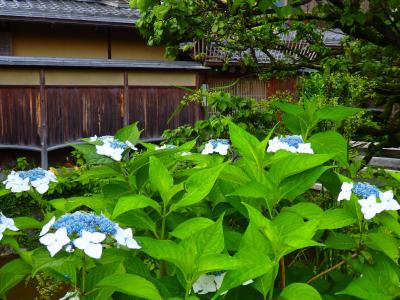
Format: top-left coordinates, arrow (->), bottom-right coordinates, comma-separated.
131,0 -> 400,163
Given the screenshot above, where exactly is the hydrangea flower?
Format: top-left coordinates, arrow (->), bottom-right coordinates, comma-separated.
155,144 -> 177,150
192,271 -> 254,295
0,213 -> 18,241
267,135 -> 313,154
59,290 -> 79,300
338,181 -> 400,219
73,230 -> 105,259
201,139 -> 230,155
193,272 -> 225,294
89,135 -> 137,161
3,168 -> 57,194
39,212 -> 140,259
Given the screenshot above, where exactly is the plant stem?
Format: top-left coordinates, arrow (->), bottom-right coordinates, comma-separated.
306,252 -> 358,284
184,281 -> 192,300
159,206 -> 167,276
269,265 -> 278,300
81,255 -> 87,294
279,257 -> 286,288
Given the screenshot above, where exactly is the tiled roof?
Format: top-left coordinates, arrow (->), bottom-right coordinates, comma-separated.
0,0 -> 138,26
0,56 -> 209,70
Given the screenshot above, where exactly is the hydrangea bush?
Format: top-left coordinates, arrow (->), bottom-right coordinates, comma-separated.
0,119 -> 399,300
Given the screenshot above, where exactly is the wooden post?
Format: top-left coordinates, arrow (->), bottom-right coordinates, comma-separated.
123,71 -> 129,126
39,69 -> 48,169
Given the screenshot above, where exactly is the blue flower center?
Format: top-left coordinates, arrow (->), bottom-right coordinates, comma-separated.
352,182 -> 380,198
109,140 -> 127,150
280,135 -> 304,148
53,212 -> 117,236
18,168 -> 47,181
209,139 -> 230,148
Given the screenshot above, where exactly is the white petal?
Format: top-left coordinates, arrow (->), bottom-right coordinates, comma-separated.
201,144 -> 214,155
35,183 -> 49,194
338,190 -> 352,201
40,233 -> 56,246
126,238 -> 141,249
84,231 -> 105,243
84,243 -> 103,259
341,182 -> 354,192
73,237 -> 89,250
242,279 -> 254,285
54,228 -> 71,246
215,144 -> 229,156
0,232 -> 3,241
47,243 -> 63,257
40,217 -> 56,236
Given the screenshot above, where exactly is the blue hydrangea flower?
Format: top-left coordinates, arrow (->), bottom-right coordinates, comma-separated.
53,212 -> 117,236
267,135 -> 313,154
352,182 -> 380,198
39,212 -> 141,259
3,168 -> 57,194
202,139 -> 230,155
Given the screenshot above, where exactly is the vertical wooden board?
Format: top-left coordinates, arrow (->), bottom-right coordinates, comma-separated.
128,88 -> 146,136
0,87 -> 41,146
46,87 -> 123,146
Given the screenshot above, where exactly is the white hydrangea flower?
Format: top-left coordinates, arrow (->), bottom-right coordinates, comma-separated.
96,141 -> 125,161
39,216 -> 56,236
40,227 -> 71,257
114,226 -> 141,249
201,139 -> 230,156
267,135 -> 313,154
358,195 -> 385,220
3,171 -> 30,193
73,230 -> 106,259
0,213 -> 18,241
193,273 -> 225,294
155,144 -> 177,150
3,169 -> 57,194
59,290 -> 79,300
338,182 -> 354,201
379,190 -> 400,211
125,140 -> 138,151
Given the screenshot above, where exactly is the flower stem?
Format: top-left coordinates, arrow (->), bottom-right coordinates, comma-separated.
81,255 -> 87,294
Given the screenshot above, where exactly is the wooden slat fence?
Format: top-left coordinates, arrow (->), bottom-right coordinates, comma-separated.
0,77 -> 202,167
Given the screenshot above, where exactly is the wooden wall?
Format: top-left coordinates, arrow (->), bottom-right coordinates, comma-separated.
0,68 -> 202,168
207,76 -> 298,99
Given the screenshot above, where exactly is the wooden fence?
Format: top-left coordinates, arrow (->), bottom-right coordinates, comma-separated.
0,71 -> 201,167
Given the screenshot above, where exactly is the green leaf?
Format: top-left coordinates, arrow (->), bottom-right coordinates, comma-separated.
86,262 -> 125,300
112,194 -> 161,219
0,188 -> 10,197
365,232 -> 399,262
149,156 -> 174,205
318,208 -> 357,229
282,203 -> 323,220
317,106 -> 362,122
115,210 -> 157,234
0,259 -> 31,297
196,254 -> 243,274
228,121 -> 264,166
279,166 -> 332,201
138,237 -> 188,275
97,273 -> 162,300
376,212 -> 400,238
279,283 -> 322,300
170,164 -> 225,211
325,232 -> 356,250
14,217 -> 42,229
114,122 -> 141,145
309,131 -> 349,167
170,217 -> 214,240
269,153 -> 333,184
49,195 -> 107,213
78,166 -> 124,183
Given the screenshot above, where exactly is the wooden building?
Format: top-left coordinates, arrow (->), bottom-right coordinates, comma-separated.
0,0 -> 207,167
